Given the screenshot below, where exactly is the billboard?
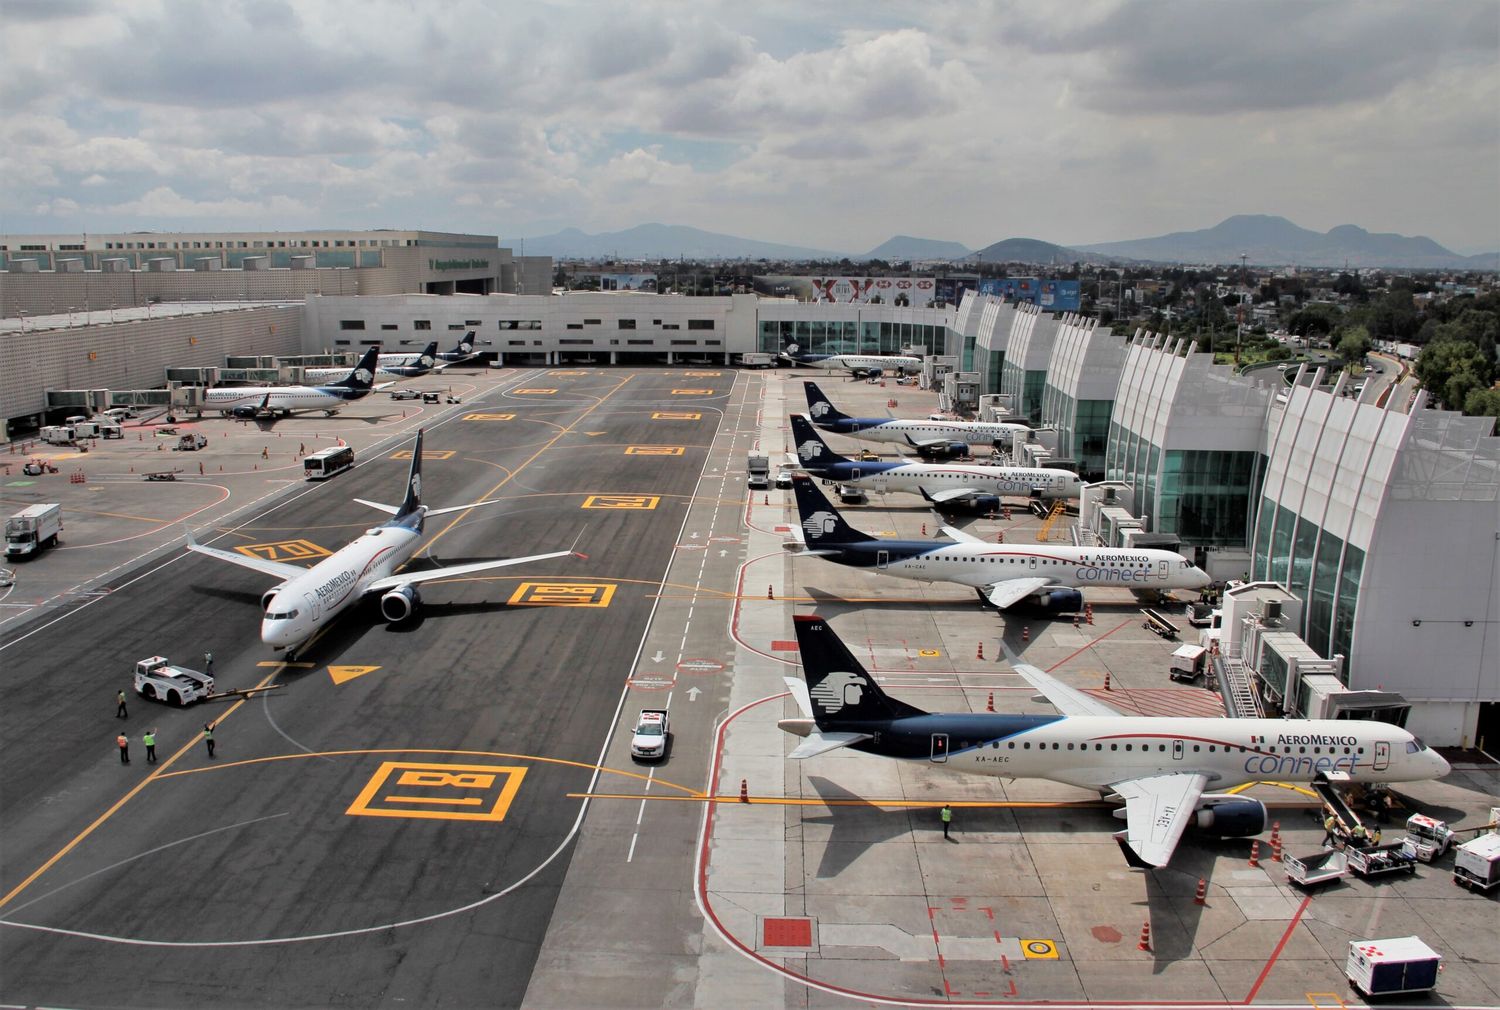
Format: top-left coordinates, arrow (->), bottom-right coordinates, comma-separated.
977,277 -> 1080,312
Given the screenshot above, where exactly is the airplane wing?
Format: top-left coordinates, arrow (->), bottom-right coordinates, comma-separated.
1108,772 -> 1211,869
982,578 -> 1053,609
352,498 -> 508,519
185,536 -> 308,581
940,525 -> 986,544
1010,661 -> 1126,717
924,487 -> 980,504
364,549 -> 574,593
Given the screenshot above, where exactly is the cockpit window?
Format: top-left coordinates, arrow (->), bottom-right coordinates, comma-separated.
266,609 -> 299,621
1406,738 -> 1427,754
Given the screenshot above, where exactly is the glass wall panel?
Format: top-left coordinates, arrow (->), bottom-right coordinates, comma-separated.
1307,529 -> 1343,655
1332,544 -> 1364,667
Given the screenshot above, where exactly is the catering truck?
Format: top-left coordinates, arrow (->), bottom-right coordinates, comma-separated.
5,504 -> 62,559
1345,937 -> 1442,1000
1452,833 -> 1500,892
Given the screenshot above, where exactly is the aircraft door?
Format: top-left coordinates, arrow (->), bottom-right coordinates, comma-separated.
877,550 -> 890,570
1029,555 -> 1038,570
1157,560 -> 1169,581
850,467 -> 861,481
304,593 -> 322,621
1172,739 -> 1184,761
1373,740 -> 1390,772
930,734 -> 949,763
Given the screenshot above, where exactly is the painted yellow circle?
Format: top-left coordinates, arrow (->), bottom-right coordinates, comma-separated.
918,649 -> 940,657
1022,939 -> 1058,959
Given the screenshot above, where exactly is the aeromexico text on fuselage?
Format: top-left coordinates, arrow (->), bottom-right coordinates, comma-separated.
821,540 -> 1191,584
825,714 -> 1420,787
811,460 -> 1080,499
783,349 -> 922,375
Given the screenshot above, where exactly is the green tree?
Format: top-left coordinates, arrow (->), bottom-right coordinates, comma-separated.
1461,387 -> 1500,428
1415,340 -> 1494,410
1287,303 -> 1342,338
1336,325 -> 1372,367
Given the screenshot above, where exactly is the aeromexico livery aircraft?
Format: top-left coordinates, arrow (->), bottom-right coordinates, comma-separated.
187,429 -> 575,655
437,331 -> 479,364
302,342 -> 442,382
803,381 -> 1030,456
204,346 -> 384,419
791,414 -> 1081,505
787,474 -> 1210,611
780,614 -> 1451,867
780,341 -> 922,378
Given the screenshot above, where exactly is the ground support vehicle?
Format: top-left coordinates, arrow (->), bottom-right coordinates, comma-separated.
5,504 -> 62,559
1346,937 -> 1441,999
1284,848 -> 1348,887
1400,813 -> 1455,862
1141,607 -> 1180,638
1452,833 -> 1500,892
747,455 -> 770,490
1347,842 -> 1419,878
1168,644 -> 1206,681
41,425 -> 76,446
134,656 -> 215,706
174,433 -> 209,451
630,709 -> 669,760
391,389 -> 420,400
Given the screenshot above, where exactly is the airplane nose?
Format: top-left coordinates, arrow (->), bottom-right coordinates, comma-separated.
1432,751 -> 1452,777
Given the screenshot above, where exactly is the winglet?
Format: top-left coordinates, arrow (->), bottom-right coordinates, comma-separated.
1114,831 -> 1156,870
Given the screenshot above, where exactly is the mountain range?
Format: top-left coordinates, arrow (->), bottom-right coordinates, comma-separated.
503,216 -> 1496,270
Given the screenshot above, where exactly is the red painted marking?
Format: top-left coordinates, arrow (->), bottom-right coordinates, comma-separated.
975,992 -> 991,998
943,979 -> 958,997
979,905 -> 994,920
762,917 -> 813,948
995,931 -> 1004,944
1245,892 -> 1314,1002
769,640 -> 798,652
927,906 -> 937,919
937,954 -> 946,969
1001,953 -> 1011,973
1005,979 -> 1019,997
1045,618 -> 1134,673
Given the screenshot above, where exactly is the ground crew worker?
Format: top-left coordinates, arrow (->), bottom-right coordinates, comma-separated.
941,803 -> 953,840
144,729 -> 157,764
1371,827 -> 1382,846
1321,814 -> 1338,847
116,690 -> 128,719
1349,823 -> 1369,849
203,722 -> 215,758
204,651 -> 214,675
117,733 -> 130,764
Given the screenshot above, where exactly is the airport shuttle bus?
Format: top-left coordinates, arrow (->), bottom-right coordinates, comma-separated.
304,445 -> 355,480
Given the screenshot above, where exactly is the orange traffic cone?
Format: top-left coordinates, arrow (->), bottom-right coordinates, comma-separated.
739,779 -> 748,803
986,691 -> 995,712
767,585 -> 774,600
1104,671 -> 1112,691
1137,921 -> 1152,952
1194,878 -> 1207,905
977,642 -> 985,660
1248,840 -> 1261,867
1021,626 -> 1030,643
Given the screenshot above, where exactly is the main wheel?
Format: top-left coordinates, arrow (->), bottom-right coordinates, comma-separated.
142,684 -> 157,700
168,690 -> 182,706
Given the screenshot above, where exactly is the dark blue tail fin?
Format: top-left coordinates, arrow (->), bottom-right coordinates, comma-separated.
803,381 -> 851,426
793,614 -> 927,727
448,331 -> 475,356
328,346 -> 381,391
790,414 -> 850,470
791,474 -> 874,547
396,429 -> 424,517
417,341 -> 438,369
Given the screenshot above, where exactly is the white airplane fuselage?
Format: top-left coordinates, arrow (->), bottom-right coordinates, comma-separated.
303,353 -> 436,382
834,419 -> 1031,448
205,386 -> 363,416
260,518 -> 422,649
825,464 -> 1082,500
792,353 -> 922,375
866,715 -> 1449,792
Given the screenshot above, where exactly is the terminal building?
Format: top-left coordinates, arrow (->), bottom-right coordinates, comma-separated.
1,282 -> 1494,746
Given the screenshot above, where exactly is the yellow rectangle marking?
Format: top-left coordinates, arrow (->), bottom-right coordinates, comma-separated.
347,761 -> 526,822
683,371 -> 722,376
652,411 -> 702,420
513,388 -> 558,394
508,582 -> 616,607
548,370 -> 587,375
581,494 -> 660,510
464,412 -> 515,421
671,389 -> 714,395
390,449 -> 457,460
625,446 -> 685,456
235,539 -> 330,562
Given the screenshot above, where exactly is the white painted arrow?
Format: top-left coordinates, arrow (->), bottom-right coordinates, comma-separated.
652,651 -> 665,663
687,686 -> 702,701
718,549 -> 727,558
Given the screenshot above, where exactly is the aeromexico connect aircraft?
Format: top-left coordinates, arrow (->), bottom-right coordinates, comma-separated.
204,346 -> 385,419
804,380 -> 1031,458
187,429 -> 575,655
787,473 -> 1210,611
780,613 -> 1451,868
791,414 -> 1082,506
779,340 -> 922,378
302,341 -> 442,382
437,331 -> 479,364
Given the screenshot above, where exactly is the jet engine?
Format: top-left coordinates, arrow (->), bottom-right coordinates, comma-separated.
231,405 -> 259,420
1193,795 -> 1267,837
913,441 -> 970,461
379,584 -> 421,623
929,493 -> 1002,517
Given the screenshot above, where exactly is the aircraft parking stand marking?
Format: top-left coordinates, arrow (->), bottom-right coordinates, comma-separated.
389,449 -> 457,460
346,761 -> 527,822
581,494 -> 660,510
652,411 -> 702,420
512,388 -> 559,394
682,371 -> 722,377
670,389 -> 715,395
624,446 -> 685,455
463,412 -> 516,421
507,582 -> 615,607
328,664 -> 381,684
234,538 -> 331,562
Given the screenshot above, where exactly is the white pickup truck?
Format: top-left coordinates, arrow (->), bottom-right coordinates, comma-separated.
630,709 -> 669,760
134,656 -> 215,706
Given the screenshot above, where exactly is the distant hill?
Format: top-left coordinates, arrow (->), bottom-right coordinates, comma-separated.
499,223 -> 838,261
1076,214 -> 1497,269
964,237 -> 1100,265
860,235 -> 971,261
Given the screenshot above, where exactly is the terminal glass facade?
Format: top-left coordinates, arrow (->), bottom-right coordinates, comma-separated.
1041,387 -> 1111,477
1106,428 -> 1262,546
1000,359 -> 1046,422
1251,497 -> 1365,664
757,320 -> 945,356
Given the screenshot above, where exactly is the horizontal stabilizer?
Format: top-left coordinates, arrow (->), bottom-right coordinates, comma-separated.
353,497 -> 400,515
787,731 -> 872,759
422,499 -> 507,518
1011,662 -> 1126,717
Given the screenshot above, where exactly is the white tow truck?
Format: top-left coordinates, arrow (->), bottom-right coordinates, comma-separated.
630,709 -> 669,760
134,656 -> 215,706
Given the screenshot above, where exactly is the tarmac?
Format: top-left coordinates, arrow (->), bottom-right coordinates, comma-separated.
1,364 -> 1496,1009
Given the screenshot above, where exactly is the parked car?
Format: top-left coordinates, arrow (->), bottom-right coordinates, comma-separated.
390,389 -> 420,400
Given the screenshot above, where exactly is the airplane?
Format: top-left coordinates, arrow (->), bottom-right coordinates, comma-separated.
803,380 -> 1031,459
778,613 -> 1451,868
186,429 -> 576,655
786,473 -> 1210,612
436,331 -> 479,365
778,339 -> 921,378
301,342 -> 442,382
204,346 -> 385,419
790,414 -> 1082,506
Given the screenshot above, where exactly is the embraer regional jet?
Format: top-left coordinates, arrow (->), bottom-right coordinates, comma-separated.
187,429 -> 575,655
787,474 -> 1209,611
791,414 -> 1081,506
804,381 -> 1030,457
302,341 -> 443,382
780,614 -> 1450,868
780,341 -> 921,378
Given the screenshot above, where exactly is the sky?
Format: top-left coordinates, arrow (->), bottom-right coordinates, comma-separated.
3,0 -> 1498,255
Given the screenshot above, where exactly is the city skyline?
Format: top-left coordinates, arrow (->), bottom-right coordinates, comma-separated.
2,0 -> 1497,256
